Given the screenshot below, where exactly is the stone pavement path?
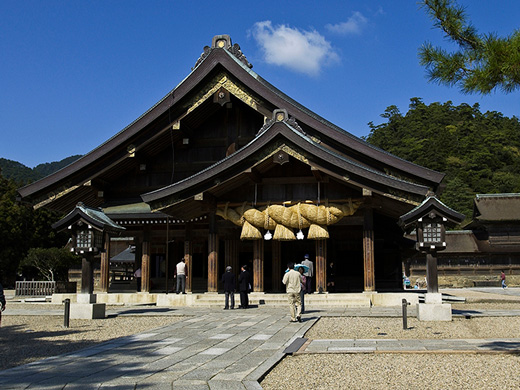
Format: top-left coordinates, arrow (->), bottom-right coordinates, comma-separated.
0,308 -> 315,390
303,338 -> 520,354
3,287 -> 520,389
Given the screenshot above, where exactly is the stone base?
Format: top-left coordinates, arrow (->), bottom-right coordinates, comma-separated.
416,303 -> 452,321
424,292 -> 442,304
70,303 -> 106,319
77,293 -> 97,304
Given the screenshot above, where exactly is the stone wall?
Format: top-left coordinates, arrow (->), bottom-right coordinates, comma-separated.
409,265 -> 519,288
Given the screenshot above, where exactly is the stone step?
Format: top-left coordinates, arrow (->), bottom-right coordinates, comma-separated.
53,291 -> 427,308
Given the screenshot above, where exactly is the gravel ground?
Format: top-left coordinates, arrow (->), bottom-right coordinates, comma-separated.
262,299 -> 520,390
304,316 -> 520,339
0,305 -> 186,370
452,302 -> 520,310
4,296 -> 520,388
261,354 -> 520,390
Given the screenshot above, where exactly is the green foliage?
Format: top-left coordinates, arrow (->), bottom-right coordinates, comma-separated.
19,247 -> 79,282
0,172 -> 69,286
0,155 -> 82,185
364,98 -> 520,218
419,0 -> 520,94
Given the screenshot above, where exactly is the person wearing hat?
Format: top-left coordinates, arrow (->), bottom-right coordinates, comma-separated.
282,262 -> 302,322
301,254 -> 314,294
221,266 -> 236,309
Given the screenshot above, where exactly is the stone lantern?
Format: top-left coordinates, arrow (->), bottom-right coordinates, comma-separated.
399,194 -> 464,321
53,202 -> 125,318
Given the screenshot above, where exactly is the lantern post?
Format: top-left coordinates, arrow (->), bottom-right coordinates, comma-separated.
52,202 -> 125,319
399,194 -> 464,321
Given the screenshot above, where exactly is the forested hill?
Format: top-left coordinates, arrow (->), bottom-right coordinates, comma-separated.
0,155 -> 82,185
364,98 -> 520,218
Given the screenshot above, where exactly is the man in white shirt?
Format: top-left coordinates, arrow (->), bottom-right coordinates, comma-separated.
282,262 -> 302,322
175,258 -> 187,294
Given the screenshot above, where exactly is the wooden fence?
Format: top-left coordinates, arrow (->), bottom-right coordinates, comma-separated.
15,281 -> 56,296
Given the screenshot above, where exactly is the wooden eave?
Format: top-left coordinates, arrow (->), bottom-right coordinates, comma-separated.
19,37 -> 444,210
399,195 -> 465,231
142,120 -> 431,215
52,203 -> 125,234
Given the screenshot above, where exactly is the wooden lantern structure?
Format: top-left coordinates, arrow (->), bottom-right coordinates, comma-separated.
53,202 -> 125,294
399,195 -> 465,293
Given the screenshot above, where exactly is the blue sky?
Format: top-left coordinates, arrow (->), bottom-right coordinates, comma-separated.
1,1 -> 519,168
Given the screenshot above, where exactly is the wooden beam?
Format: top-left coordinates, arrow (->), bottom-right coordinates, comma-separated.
100,233 -> 110,293
261,176 -> 329,185
315,240 -> 327,293
311,167 -> 324,182
207,213 -> 218,292
253,240 -> 264,292
243,168 -> 262,184
363,208 -> 375,292
426,253 -> 439,293
141,241 -> 151,293
184,240 -> 193,292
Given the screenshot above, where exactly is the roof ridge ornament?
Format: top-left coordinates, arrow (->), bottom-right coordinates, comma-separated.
193,35 -> 252,70
258,109 -> 305,135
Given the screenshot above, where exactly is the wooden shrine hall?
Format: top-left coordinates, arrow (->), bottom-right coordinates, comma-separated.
18,35 -> 445,295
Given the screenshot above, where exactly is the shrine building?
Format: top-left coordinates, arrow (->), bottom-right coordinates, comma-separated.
18,35 -> 445,296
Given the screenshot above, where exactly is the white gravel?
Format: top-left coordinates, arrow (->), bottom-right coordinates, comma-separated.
261,354 -> 520,390
304,316 -> 520,339
262,300 -> 520,390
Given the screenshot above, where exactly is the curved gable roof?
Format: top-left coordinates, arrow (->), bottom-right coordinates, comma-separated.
19,35 -> 444,207
142,112 -> 431,212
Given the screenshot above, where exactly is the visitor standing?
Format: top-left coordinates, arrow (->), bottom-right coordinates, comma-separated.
221,266 -> 236,309
301,254 -> 314,294
282,262 -> 302,322
134,268 -> 142,292
501,271 -> 507,289
0,282 -> 5,326
238,265 -> 251,309
299,267 -> 306,314
175,258 -> 187,294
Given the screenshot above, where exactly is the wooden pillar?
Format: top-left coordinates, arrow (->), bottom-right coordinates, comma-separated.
225,239 -> 239,281
208,235 -> 218,292
207,213 -> 218,292
100,233 -> 110,292
271,240 -> 282,292
141,241 -> 151,292
363,208 -> 375,292
165,217 -> 169,293
184,240 -> 193,292
80,257 -> 93,294
426,253 -> 439,293
315,240 -> 327,293
253,240 -> 264,292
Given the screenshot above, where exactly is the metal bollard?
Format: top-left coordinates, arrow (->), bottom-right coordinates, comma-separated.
402,298 -> 410,330
63,298 -> 70,328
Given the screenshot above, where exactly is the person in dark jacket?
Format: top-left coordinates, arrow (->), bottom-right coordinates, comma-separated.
221,266 -> 236,309
0,282 -> 6,326
0,283 -> 5,311
238,265 -> 251,309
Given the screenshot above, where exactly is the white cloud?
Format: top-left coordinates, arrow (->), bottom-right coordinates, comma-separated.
251,21 -> 339,76
325,11 -> 368,35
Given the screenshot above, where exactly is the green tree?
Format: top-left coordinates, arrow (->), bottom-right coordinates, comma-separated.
364,98 -> 520,219
419,0 -> 520,94
19,247 -> 79,282
0,172 -> 68,286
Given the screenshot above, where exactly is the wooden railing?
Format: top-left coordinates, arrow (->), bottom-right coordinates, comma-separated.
15,281 -> 56,296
